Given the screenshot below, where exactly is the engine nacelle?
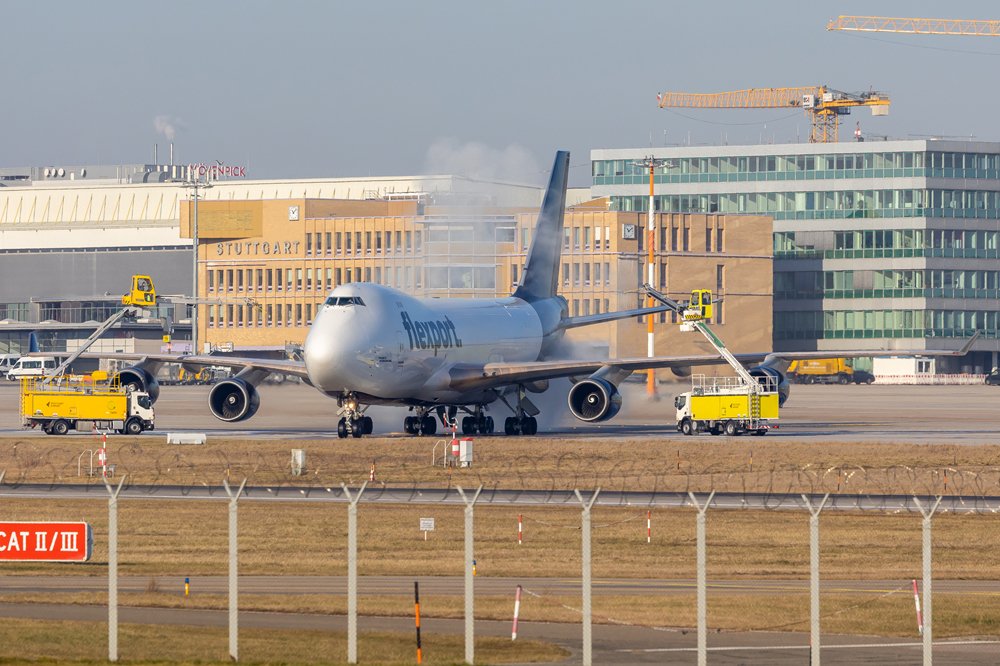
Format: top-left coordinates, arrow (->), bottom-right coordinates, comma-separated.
749,366 -> 790,406
567,378 -> 622,423
670,365 -> 692,379
114,367 -> 160,404
209,378 -> 261,422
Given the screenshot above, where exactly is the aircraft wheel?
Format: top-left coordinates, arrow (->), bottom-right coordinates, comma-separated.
337,418 -> 348,438
724,420 -> 738,437
504,417 -> 517,436
484,416 -> 494,434
362,416 -> 374,435
51,419 -> 70,436
422,416 -> 437,436
462,416 -> 474,435
519,417 -> 537,436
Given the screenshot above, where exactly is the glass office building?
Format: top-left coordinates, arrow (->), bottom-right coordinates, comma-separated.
592,140 -> 1000,371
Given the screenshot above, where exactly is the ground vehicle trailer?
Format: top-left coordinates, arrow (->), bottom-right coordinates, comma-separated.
20,377 -> 154,435
675,375 -> 779,436
787,358 -> 856,384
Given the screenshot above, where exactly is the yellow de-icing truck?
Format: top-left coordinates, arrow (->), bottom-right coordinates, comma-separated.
20,375 -> 155,436
674,376 -> 779,436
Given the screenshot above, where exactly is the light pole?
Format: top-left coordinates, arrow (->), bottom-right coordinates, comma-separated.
184,174 -> 212,355
631,156 -> 668,397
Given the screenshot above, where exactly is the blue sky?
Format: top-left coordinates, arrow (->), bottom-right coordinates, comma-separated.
3,1 -> 999,186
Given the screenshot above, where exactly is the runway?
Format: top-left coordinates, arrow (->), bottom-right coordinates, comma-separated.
1,381 -> 999,444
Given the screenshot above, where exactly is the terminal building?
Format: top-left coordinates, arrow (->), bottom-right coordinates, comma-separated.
592,140 -> 1000,372
183,198 -> 772,367
0,159 -> 773,376
0,161 -> 546,358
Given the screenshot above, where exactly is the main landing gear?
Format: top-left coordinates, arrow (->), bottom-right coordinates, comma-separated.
498,385 -> 538,436
336,393 -> 372,439
460,405 -> 495,435
403,406 -> 439,436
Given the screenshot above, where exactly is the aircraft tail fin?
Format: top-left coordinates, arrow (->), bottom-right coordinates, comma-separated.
513,151 -> 570,302
28,332 -> 39,354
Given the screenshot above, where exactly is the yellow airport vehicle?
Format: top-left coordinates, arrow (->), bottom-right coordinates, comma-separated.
20,376 -> 155,436
643,284 -> 781,435
674,376 -> 779,436
786,358 -> 874,384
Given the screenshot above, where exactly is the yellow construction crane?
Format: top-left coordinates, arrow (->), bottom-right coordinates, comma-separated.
827,16 -> 1000,36
656,86 -> 890,143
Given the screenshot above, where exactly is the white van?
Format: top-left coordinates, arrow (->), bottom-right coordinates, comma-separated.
0,355 -> 18,376
6,357 -> 57,381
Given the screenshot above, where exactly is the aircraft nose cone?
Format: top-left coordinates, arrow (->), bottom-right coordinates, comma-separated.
304,315 -> 338,390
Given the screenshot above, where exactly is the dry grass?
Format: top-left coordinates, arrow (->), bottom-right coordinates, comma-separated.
3,435 -> 1000,496
2,499 -> 1000,581
0,617 -> 566,665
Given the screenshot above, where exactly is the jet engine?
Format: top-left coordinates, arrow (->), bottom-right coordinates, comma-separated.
567,378 -> 622,422
209,378 -> 261,422
114,367 -> 160,404
670,365 -> 692,378
749,366 -> 790,406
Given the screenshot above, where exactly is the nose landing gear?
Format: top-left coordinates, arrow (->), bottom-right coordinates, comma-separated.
336,393 -> 373,439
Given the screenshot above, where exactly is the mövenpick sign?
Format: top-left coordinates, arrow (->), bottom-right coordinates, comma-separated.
0,522 -> 93,562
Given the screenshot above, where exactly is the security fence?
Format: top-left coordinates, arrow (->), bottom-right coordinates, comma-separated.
1,472 -> 998,666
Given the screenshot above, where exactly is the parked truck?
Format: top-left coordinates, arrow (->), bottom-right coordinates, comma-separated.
787,358 -> 874,384
20,376 -> 155,435
674,375 -> 779,436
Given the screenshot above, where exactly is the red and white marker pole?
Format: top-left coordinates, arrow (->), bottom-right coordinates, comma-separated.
511,584 -> 522,640
646,510 -> 651,544
912,579 -> 923,635
517,514 -> 523,545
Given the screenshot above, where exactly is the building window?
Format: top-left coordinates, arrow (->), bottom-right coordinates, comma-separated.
705,227 -> 712,252
266,304 -> 273,326
295,303 -> 303,326
337,232 -> 344,254
306,234 -> 313,256
226,270 -> 234,292
325,232 -> 332,255
306,268 -> 313,291
355,232 -> 363,254
716,223 -> 724,252
267,270 -> 274,291
207,271 -> 215,292
671,226 -> 678,252
366,231 -> 373,254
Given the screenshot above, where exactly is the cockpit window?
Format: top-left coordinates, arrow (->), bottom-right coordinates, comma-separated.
324,296 -> 366,307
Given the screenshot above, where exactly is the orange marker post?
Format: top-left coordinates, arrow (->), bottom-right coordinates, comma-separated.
414,581 -> 423,664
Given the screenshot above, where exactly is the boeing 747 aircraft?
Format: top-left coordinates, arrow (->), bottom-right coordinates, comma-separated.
83,151 -> 975,437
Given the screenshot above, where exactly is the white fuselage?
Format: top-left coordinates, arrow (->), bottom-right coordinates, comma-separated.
303,283 -> 544,405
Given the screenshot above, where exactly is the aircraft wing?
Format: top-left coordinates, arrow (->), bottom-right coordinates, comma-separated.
447,333 -> 979,392
72,352 -> 310,379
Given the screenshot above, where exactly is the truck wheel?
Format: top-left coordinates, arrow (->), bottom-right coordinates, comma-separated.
680,419 -> 694,436
752,428 -> 767,436
723,420 -> 738,437
710,424 -> 722,436
124,417 -> 143,435
51,419 -> 70,436
838,374 -> 849,385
